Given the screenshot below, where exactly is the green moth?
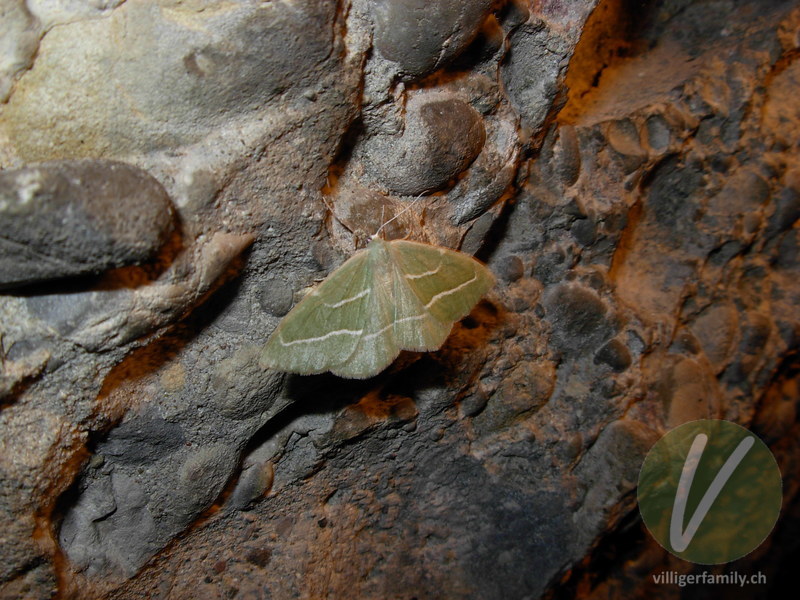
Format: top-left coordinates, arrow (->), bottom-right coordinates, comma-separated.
260,238 -> 494,379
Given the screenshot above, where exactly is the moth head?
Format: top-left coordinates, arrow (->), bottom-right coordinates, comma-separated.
324,191 -> 421,248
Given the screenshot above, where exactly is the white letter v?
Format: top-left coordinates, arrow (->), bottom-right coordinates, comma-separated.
669,432 -> 755,552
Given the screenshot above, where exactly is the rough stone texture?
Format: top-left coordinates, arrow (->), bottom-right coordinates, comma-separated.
502,21 -> 573,132
26,1 -> 126,30
0,0 -> 40,102
0,1 -> 799,599
2,0 -> 339,162
0,160 -> 175,290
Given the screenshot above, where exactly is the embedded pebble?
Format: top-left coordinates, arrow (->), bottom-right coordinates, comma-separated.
474,362 -> 555,434
606,119 -> 646,173
0,160 -> 174,290
570,218 -> 596,246
226,461 -> 275,511
543,283 -> 617,356
707,169 -> 770,222
461,210 -> 497,255
766,186 -> 800,236
495,254 -> 525,283
177,445 -> 240,514
606,119 -> 643,158
660,356 -> 721,427
594,339 -> 633,372
551,124 -> 581,187
669,328 -> 703,355
245,547 -> 273,568
459,386 -> 490,418
501,23 -> 570,130
259,278 -> 295,317
361,95 -> 486,195
97,407 -> 186,465
450,117 -> 520,224
532,249 -> 572,285
644,113 -> 672,152
211,346 -> 283,420
688,302 -> 739,374
372,0 -> 494,80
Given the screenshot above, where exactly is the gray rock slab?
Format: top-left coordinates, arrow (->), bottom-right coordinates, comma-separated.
0,159 -> 174,290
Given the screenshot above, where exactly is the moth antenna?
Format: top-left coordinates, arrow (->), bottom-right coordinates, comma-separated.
320,194 -> 356,238
372,192 -> 427,241
320,194 -> 335,218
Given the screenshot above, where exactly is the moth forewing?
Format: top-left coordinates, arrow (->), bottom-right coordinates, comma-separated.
259,250 -> 372,375
388,240 -> 495,322
260,238 -> 494,379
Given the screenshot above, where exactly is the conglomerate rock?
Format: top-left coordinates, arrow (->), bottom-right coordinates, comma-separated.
0,1 -> 798,599
0,159 -> 175,290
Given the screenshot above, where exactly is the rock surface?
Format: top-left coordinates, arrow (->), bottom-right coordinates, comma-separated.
0,1 -> 798,599
0,160 -> 175,289
360,93 -> 487,195
372,0 -> 495,80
